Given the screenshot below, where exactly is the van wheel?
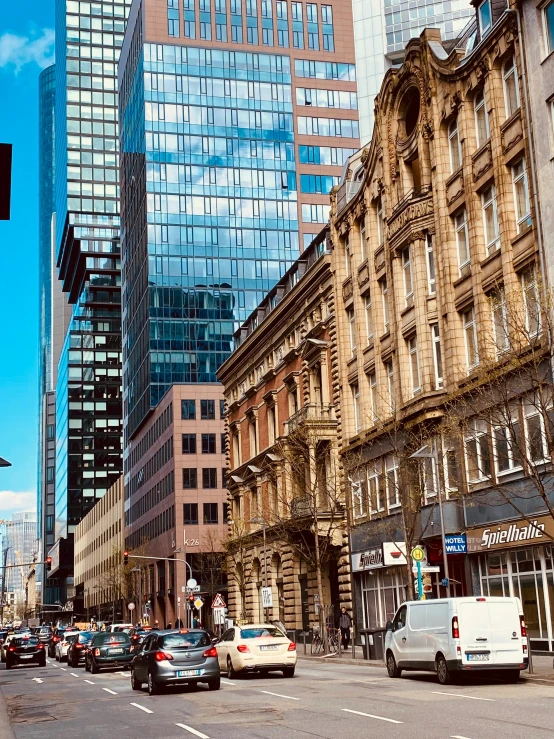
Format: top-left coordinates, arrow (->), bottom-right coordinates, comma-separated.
386,651 -> 402,678
436,655 -> 451,685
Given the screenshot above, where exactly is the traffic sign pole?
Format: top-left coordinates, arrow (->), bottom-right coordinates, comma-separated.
416,560 -> 423,601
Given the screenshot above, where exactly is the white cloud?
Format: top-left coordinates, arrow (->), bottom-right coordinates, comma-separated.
0,28 -> 55,72
0,491 -> 36,519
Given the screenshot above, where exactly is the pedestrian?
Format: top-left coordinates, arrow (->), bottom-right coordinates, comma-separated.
154,619 -> 159,630
339,607 -> 352,649
166,622 -> 172,629
175,618 -> 183,628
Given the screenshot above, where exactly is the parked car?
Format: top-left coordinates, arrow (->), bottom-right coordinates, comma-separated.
5,635 -> 46,669
55,632 -> 79,662
85,632 -> 134,673
215,624 -> 297,678
385,596 -> 528,685
131,629 -> 220,695
67,632 -> 95,667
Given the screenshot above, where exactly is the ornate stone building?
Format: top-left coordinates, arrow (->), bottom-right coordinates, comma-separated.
217,230 -> 351,630
332,3 -> 554,651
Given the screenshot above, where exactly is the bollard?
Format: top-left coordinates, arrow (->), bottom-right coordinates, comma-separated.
527,635 -> 533,674
303,630 -> 307,655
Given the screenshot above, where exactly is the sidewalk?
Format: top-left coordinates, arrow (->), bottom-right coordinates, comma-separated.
298,649 -> 554,684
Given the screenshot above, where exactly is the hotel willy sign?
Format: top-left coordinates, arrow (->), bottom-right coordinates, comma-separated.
467,514 -> 554,552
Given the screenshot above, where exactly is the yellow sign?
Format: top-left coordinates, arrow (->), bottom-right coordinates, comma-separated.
411,546 -> 425,562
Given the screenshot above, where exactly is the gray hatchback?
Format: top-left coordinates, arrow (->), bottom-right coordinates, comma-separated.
131,629 -> 220,695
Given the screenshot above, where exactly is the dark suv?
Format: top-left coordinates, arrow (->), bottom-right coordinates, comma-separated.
85,632 -> 133,673
5,635 -> 46,669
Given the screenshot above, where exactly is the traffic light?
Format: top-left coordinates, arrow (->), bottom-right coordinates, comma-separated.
123,550 -> 129,566
45,556 -> 52,572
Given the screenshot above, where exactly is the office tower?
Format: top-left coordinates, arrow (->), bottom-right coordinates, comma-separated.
353,0 -> 473,142
1,513 -> 38,599
50,0 -> 132,601
118,0 -> 358,625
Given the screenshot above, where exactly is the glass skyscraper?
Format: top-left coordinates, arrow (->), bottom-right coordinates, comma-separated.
353,0 -> 473,142
50,0 -> 132,596
119,0 -> 359,440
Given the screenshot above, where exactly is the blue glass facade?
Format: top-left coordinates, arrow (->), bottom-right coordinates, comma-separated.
121,43 -> 302,437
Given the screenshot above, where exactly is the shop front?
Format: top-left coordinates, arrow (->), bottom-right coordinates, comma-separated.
352,543 -> 408,631
468,514 -> 554,652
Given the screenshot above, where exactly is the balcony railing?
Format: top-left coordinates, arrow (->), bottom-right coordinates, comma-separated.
290,495 -> 312,517
336,178 -> 362,215
285,404 -> 336,434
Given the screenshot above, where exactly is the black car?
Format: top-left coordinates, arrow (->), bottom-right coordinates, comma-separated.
48,627 -> 67,658
5,635 -> 46,669
85,632 -> 133,673
67,632 -> 95,667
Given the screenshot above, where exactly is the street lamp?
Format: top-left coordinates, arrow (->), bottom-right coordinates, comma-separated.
409,441 -> 451,597
249,517 -> 269,623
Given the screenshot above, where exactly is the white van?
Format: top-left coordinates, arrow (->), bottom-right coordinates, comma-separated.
385,597 -> 528,684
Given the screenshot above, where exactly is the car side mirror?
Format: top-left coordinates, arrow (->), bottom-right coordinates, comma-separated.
211,637 -> 218,644
386,621 -> 393,632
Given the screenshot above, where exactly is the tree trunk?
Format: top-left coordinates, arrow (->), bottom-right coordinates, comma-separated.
313,510 -> 328,653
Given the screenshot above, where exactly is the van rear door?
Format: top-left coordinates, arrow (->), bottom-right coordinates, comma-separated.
458,599 -> 522,666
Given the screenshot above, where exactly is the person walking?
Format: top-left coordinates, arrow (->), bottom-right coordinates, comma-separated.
339,607 -> 352,649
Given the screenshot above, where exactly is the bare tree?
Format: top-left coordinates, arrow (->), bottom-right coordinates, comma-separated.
223,517 -> 256,622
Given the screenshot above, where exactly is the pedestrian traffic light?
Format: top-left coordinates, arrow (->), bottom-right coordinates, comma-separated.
45,556 -> 52,571
123,550 -> 129,566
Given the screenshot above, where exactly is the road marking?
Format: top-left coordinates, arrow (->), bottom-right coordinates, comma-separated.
130,702 -> 153,714
260,690 -> 300,701
175,723 -> 209,739
60,667 -> 67,671
221,679 -> 236,686
341,709 -> 403,724
102,688 -> 118,695
432,691 -> 495,702
117,671 -> 128,676
32,678 -> 43,684
452,735 -> 473,738
70,672 -> 79,677
84,679 -> 95,684
46,660 -> 51,665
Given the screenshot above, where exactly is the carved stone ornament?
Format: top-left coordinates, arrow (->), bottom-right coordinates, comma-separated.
450,89 -> 462,112
338,219 -> 350,237
475,58 -> 489,81
422,120 -> 434,140
354,200 -> 367,220
360,147 -> 370,166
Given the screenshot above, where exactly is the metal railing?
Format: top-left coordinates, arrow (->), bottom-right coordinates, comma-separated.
285,403 -> 336,433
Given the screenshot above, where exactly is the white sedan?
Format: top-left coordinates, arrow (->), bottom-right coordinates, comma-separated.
55,632 -> 79,661
216,624 -> 297,678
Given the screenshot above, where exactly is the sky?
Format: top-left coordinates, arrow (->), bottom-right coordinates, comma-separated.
0,1 -> 55,519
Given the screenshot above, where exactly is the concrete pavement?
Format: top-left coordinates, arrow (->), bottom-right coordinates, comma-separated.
1,654 -> 554,739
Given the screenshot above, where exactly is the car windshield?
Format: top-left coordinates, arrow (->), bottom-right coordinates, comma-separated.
65,634 -> 78,643
160,632 -> 211,649
93,633 -> 130,646
240,627 -> 286,639
14,637 -> 39,647
78,632 -> 94,643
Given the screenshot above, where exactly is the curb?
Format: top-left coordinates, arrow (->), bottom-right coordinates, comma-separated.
0,688 -> 15,739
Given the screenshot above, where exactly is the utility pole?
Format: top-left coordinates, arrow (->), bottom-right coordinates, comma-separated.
0,547 -> 9,625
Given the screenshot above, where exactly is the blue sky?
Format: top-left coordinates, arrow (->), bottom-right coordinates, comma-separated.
0,1 -> 55,517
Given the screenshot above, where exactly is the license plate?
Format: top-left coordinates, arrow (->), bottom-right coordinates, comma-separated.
19,655 -> 32,659
109,648 -> 124,654
466,653 -> 489,661
177,669 -> 201,677
260,645 -> 279,651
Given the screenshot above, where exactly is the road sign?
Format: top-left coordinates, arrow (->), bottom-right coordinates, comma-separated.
187,578 -> 197,589
194,597 -> 203,610
411,566 -> 440,573
411,546 -> 425,562
261,586 -> 273,609
181,585 -> 187,593
213,607 -> 226,625
128,602 -> 135,611
441,578 -> 449,588
186,585 -> 201,593
212,593 -> 226,609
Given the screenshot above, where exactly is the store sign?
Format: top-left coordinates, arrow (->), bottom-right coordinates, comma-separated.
467,514 -> 554,552
444,533 -> 467,554
351,548 -> 383,572
382,541 -> 407,566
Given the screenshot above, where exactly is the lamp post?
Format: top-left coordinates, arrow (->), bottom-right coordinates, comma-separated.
250,517 -> 269,623
409,441 -> 451,597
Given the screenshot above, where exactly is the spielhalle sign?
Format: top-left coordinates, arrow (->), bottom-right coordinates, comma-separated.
466,514 -> 554,552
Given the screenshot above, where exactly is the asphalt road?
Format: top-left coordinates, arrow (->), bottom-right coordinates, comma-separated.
1,656 -> 553,739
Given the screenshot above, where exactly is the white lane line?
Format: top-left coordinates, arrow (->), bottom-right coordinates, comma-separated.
70,672 -> 79,677
175,723 -> 209,739
60,667 -> 67,671
452,735 -> 473,738
84,679 -> 95,684
432,691 -> 495,702
102,688 -> 118,695
260,690 -> 300,701
221,679 -> 236,686
32,678 -> 44,684
341,709 -> 403,724
130,702 -> 153,714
